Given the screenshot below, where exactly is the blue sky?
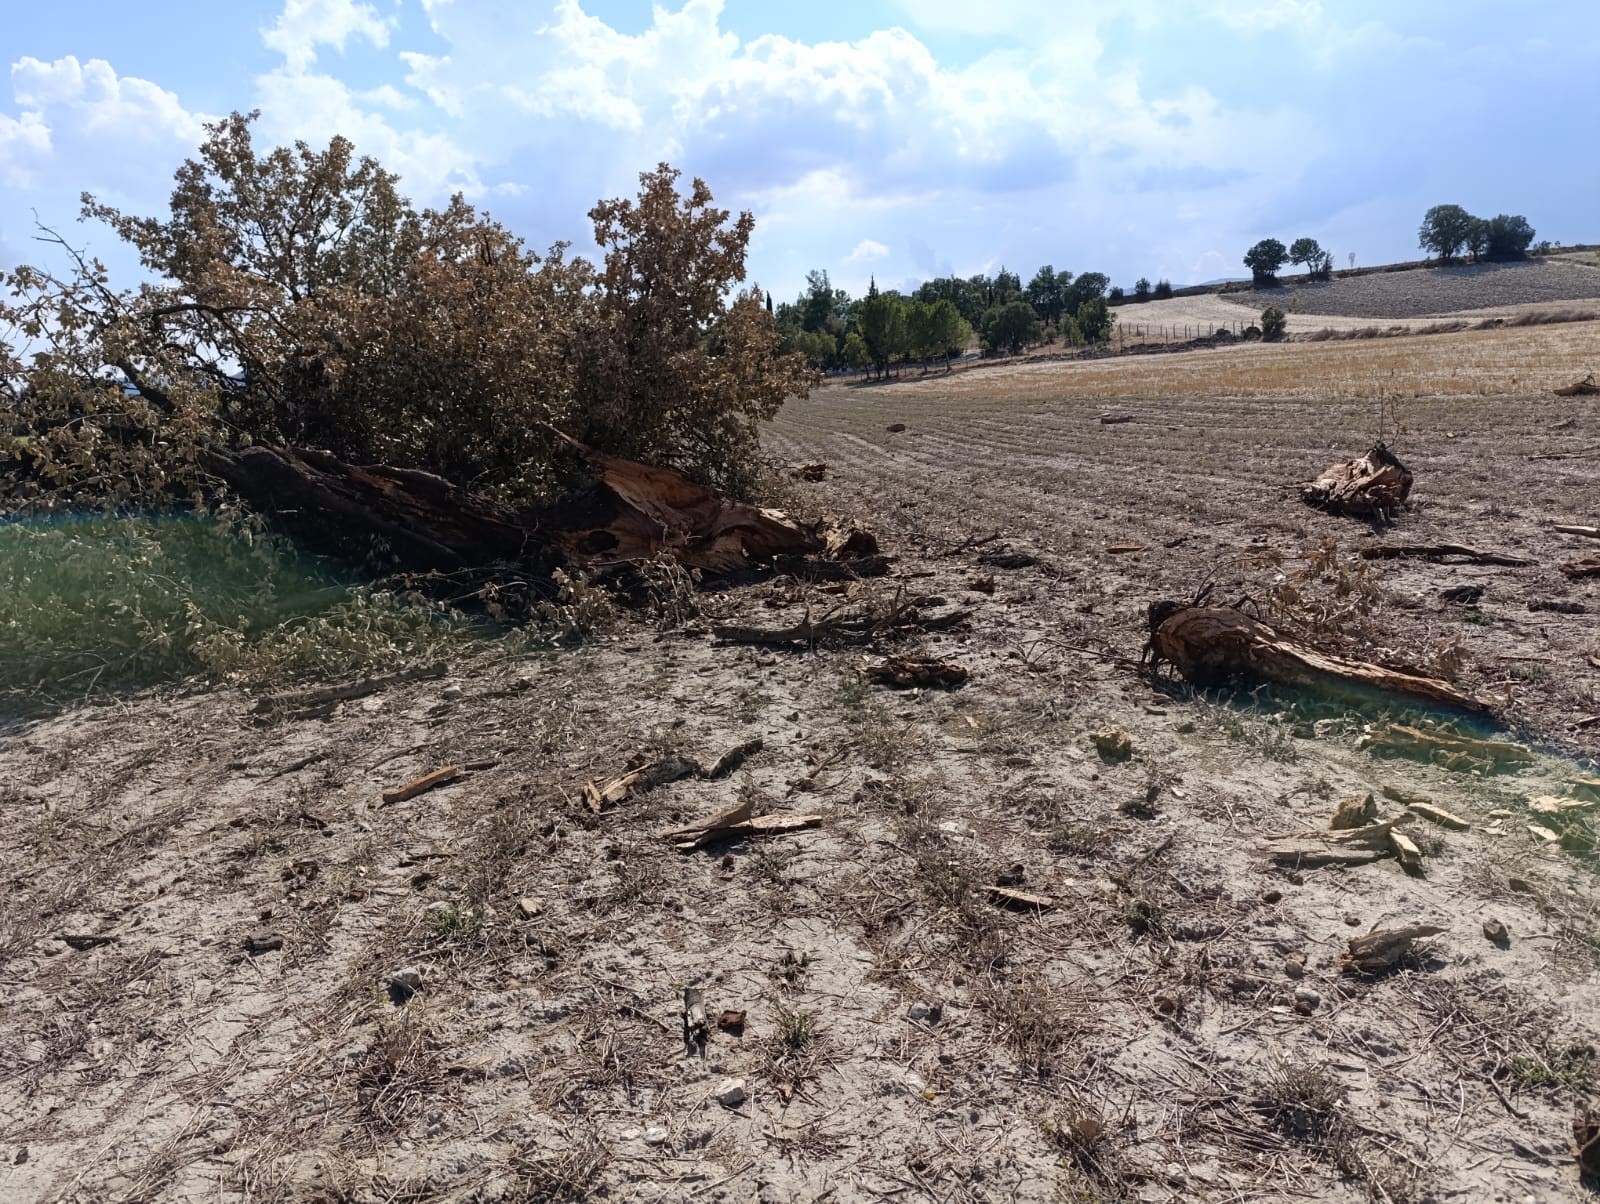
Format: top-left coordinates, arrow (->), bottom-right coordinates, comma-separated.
2,1 -> 1596,302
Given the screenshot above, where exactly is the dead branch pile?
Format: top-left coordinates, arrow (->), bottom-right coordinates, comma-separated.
1147,603 -> 1492,716
1561,556 -> 1600,580
865,656 -> 969,689
1301,443 -> 1413,518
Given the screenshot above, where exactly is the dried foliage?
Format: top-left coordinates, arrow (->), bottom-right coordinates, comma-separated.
2,113 -> 814,512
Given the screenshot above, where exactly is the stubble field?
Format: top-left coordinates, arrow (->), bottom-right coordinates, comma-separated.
3,319 -> 1600,1203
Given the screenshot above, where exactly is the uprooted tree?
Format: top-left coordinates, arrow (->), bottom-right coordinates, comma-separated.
1,112 -> 815,537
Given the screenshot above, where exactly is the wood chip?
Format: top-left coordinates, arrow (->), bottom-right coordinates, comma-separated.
1263,842 -> 1387,867
1390,831 -> 1424,874
382,765 -> 463,805
987,886 -> 1056,911
1403,801 -> 1471,830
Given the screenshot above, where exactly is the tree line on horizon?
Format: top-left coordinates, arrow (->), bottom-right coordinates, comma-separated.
771,264 -> 1118,374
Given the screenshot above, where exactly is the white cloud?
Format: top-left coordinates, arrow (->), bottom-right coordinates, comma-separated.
845,238 -> 889,263
262,0 -> 393,73
1,56 -> 205,190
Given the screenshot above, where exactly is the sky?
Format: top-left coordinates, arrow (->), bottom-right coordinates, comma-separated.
2,0 -> 1596,303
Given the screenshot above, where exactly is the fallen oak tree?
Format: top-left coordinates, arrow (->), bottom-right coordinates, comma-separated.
1145,602 -> 1493,717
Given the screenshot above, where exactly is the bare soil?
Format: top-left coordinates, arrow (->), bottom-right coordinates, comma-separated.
5,321 -> 1600,1202
1227,260 -> 1600,320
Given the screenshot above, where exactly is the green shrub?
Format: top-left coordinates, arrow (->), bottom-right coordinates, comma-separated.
1260,306 -> 1288,341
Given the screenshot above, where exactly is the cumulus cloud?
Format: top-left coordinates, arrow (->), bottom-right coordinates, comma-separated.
0,56 -> 206,191
261,0 -> 394,74
845,239 -> 889,263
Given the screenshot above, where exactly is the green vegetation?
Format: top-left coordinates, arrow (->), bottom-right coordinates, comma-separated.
1260,305 -> 1288,341
0,513 -> 471,707
1244,238 -> 1289,285
1421,204 -> 1535,263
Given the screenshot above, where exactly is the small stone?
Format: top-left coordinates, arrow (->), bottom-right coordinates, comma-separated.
908,1002 -> 943,1024
1261,889 -> 1283,905
440,685 -> 463,700
516,897 -> 541,920
1483,918 -> 1510,947
388,969 -> 424,1005
1284,952 -> 1306,979
1343,915 -> 1361,927
716,1078 -> 747,1108
1293,987 -> 1321,1010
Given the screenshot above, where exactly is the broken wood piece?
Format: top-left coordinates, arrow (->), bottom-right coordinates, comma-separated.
1147,604 -> 1493,716
980,551 -> 1039,570
865,656 -> 969,690
670,813 -> 823,852
60,934 -> 117,951
987,886 -> 1056,911
584,739 -> 765,813
382,765 -> 463,805
1301,443 -> 1413,518
683,987 -> 708,1057
1340,924 -> 1445,975
1099,414 -> 1135,425
1554,525 -> 1600,540
771,553 -> 892,582
1263,842 -> 1387,868
1390,831 -> 1424,875
1359,543 -> 1532,567
1363,722 -> 1533,774
1106,544 -> 1146,554
712,601 -> 969,647
1327,812 -> 1416,845
1402,801 -> 1471,830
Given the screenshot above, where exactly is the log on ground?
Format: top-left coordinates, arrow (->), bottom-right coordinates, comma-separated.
1147,604 -> 1492,717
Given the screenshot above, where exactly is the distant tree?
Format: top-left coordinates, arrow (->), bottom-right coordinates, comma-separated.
928,299 -> 971,367
1075,296 -> 1115,343
1153,278 -> 1173,299
1347,252 -> 1355,270
1107,285 -> 1125,303
992,267 -> 1023,305
1418,204 -> 1477,263
841,331 -> 869,374
855,277 -> 906,377
1063,271 -> 1109,314
1485,214 -> 1536,260
1289,237 -> 1327,277
766,290 -> 773,315
1025,264 -> 1070,325
1466,219 -> 1490,263
1133,277 -> 1152,302
798,269 -> 849,333
981,299 -> 1041,355
1260,305 -> 1287,341
1243,238 -> 1288,285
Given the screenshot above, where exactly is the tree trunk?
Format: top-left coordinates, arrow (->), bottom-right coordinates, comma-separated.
206,439 -> 825,580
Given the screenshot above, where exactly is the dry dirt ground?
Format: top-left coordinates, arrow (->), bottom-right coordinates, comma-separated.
1225,260 -> 1600,322
4,321 -> 1600,1203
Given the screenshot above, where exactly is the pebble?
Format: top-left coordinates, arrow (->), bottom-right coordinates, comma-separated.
1293,987 -> 1321,1010
440,685 -> 463,700
716,1078 -> 747,1108
387,968 -> 424,1005
908,1002 -> 944,1024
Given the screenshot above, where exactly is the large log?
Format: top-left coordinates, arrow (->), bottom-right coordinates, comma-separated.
206,441 -> 825,578
1147,604 -> 1493,717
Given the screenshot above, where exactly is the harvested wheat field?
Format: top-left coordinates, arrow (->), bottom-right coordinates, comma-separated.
6,321 -> 1600,1203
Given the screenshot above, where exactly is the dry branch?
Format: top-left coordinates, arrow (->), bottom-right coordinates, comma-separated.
1358,543 -> 1533,567
865,656 -> 969,689
1363,721 -> 1533,773
712,597 -> 970,648
662,799 -> 823,850
251,661 -> 448,717
1301,443 -> 1413,518
1554,525 -> 1600,541
1147,604 -> 1492,716
583,738 -> 764,813
381,765 -> 463,805
1554,373 -> 1600,397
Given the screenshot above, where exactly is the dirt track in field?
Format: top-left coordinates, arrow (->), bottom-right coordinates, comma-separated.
5,320 -> 1600,1203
